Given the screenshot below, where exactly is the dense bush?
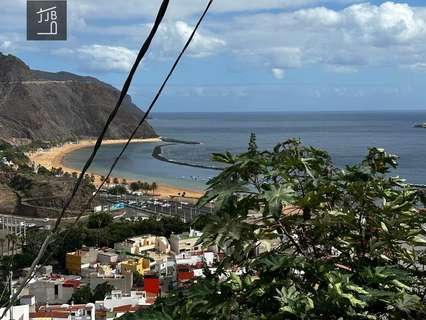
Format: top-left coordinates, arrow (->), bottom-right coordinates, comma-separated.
108,185 -> 128,195
138,136 -> 426,319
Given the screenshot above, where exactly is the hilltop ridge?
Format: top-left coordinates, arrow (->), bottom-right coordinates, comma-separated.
0,53 -> 157,143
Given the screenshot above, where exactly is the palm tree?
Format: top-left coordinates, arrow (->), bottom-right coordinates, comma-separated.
137,180 -> 143,189
151,182 -> 158,195
142,182 -> 150,195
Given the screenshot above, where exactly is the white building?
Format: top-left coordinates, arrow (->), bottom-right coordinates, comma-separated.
96,290 -> 150,310
21,275 -> 81,305
170,229 -> 203,254
175,251 -> 215,267
114,235 -> 170,255
31,303 -> 95,320
0,305 -> 29,320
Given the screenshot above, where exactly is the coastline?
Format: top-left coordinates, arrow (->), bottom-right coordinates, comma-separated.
152,143 -> 224,171
27,138 -> 204,199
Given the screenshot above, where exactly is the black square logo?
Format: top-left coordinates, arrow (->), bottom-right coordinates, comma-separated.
27,0 -> 67,40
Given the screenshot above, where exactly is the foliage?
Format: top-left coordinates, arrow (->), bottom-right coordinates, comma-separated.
0,141 -> 30,167
70,285 -> 93,304
108,185 -> 128,195
142,137 -> 426,319
37,166 -> 51,176
8,174 -> 33,195
133,271 -> 144,287
130,182 -> 140,192
87,212 -> 113,229
70,282 -> 114,304
93,282 -> 114,301
22,217 -> 190,270
50,167 -> 64,176
128,181 -> 158,194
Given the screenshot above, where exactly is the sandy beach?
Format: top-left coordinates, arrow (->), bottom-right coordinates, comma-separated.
27,138 -> 204,199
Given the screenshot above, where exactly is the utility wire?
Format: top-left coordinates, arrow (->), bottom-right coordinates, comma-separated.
53,0 -> 169,232
1,0 -> 214,313
23,0 -> 214,276
81,0 -> 214,214
0,0 -> 170,316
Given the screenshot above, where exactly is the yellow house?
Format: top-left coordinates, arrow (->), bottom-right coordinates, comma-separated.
119,258 -> 150,275
65,248 -> 98,275
65,252 -> 82,275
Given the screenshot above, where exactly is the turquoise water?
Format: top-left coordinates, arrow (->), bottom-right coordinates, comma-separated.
63,111 -> 426,190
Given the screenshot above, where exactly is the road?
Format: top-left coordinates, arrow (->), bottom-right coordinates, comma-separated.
0,193 -> 212,230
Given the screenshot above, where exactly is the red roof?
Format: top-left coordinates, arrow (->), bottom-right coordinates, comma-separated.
63,279 -> 80,288
42,305 -> 90,312
112,305 -> 136,313
31,311 -> 70,319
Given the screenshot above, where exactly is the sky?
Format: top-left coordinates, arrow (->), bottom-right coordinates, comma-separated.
1,0 -> 426,112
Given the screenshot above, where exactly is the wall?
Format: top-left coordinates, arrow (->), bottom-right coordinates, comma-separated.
89,272 -> 133,294
0,304 -> 29,320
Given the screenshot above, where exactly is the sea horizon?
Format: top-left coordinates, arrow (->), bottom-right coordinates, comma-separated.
63,110 -> 426,190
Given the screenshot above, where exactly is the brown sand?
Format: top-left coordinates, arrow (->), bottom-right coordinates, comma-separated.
27,139 -> 204,199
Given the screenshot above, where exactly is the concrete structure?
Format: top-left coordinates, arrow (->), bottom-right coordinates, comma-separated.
89,272 -> 133,294
31,303 -> 95,320
146,252 -> 170,274
0,304 -> 29,320
97,251 -> 118,265
118,258 -> 149,275
0,216 -> 27,256
22,275 -> 81,305
96,290 -> 150,310
175,251 -> 215,267
170,229 -> 203,254
65,248 -> 98,275
114,235 -> 170,255
20,295 -> 36,313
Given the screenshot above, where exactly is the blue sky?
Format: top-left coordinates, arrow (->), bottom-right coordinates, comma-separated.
1,0 -> 426,112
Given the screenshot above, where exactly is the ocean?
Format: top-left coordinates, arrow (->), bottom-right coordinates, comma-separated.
63,111 -> 426,190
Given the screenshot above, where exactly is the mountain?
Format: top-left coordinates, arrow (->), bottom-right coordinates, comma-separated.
0,53 -> 157,143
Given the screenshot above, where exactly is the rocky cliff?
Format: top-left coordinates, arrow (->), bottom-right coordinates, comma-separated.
0,53 -> 157,143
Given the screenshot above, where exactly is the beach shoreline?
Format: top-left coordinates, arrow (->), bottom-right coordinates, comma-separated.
27,138 -> 205,199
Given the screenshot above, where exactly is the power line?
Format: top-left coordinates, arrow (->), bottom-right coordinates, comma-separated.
19,0 -> 215,279
0,1 -> 170,316
80,0 -> 214,216
52,0 -> 170,232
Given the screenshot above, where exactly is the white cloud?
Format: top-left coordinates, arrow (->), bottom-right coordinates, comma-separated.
175,21 -> 226,57
68,0 -> 354,20
295,7 -> 341,26
343,2 -> 426,45
271,68 -> 285,79
76,45 -> 137,72
0,40 -> 12,50
404,62 -> 426,72
212,2 -> 426,72
152,21 -> 225,58
3,0 -> 426,77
